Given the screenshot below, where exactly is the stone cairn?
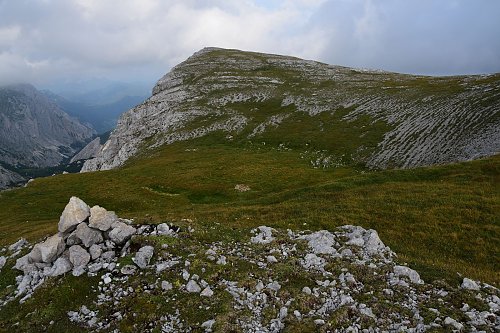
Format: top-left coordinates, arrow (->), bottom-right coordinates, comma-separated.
4,196 -> 176,304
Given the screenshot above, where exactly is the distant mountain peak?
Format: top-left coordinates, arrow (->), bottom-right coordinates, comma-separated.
0,84 -> 95,172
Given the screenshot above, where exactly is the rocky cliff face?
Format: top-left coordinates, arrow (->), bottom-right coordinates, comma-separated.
0,166 -> 24,190
82,47 -> 499,171
0,84 -> 95,169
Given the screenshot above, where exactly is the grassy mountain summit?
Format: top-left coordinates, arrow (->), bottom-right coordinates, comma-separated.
0,48 -> 498,331
83,47 -> 499,172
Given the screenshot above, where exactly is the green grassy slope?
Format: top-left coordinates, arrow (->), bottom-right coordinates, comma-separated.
1,135 -> 498,285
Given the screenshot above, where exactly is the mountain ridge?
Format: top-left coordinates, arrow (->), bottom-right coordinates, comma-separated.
0,84 -> 95,188
82,47 -> 500,172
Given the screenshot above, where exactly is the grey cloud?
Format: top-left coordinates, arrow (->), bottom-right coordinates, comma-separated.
0,0 -> 498,88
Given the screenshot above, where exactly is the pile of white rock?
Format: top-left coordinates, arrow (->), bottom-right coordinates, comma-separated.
5,197 -> 177,304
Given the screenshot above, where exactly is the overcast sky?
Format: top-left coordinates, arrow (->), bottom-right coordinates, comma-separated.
0,0 -> 499,89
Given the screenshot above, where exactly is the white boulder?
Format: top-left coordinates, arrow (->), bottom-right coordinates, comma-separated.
89,206 -> 118,231
58,197 -> 90,233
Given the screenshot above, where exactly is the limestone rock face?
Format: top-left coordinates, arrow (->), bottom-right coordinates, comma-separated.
89,206 -> 118,231
70,137 -> 102,163
28,234 -> 65,263
75,223 -> 103,248
0,166 -> 25,190
58,197 -> 91,234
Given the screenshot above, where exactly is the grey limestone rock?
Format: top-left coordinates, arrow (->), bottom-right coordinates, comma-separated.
69,245 -> 91,268
70,137 -> 102,163
28,234 -> 65,263
75,223 -> 103,248
65,230 -> 81,246
58,197 -> 91,234
201,319 -> 215,332
250,226 -> 275,244
0,166 -> 25,190
301,253 -> 326,270
14,254 -> 36,274
461,277 -> 480,291
363,229 -> 386,255
89,244 -> 102,260
48,257 -> 73,277
200,286 -> 214,297
444,317 -> 464,331
72,266 -> 86,277
157,223 -> 175,236
108,221 -> 136,245
186,280 -> 201,293
161,281 -> 173,291
121,265 -> 137,275
393,265 -> 423,284
299,230 -> 337,255
8,238 -> 28,252
133,245 -> 154,269
89,206 -> 118,231
0,256 -> 6,271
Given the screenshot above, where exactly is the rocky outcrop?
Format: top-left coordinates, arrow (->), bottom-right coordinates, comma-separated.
0,165 -> 25,190
83,47 -> 499,172
69,137 -> 102,163
0,84 -> 95,169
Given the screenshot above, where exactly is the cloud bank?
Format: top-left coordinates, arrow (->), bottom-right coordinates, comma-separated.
0,0 -> 499,87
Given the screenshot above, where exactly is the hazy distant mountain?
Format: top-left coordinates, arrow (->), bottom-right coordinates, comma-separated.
44,92 -> 147,133
0,84 -> 95,172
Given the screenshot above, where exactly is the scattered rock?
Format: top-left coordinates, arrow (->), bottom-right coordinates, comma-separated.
0,256 -> 6,271
120,265 -> 136,275
299,230 -> 337,255
133,246 -> 154,269
393,265 -> 423,284
200,286 -> 214,297
267,255 -> 278,263
201,319 -> 215,332
302,253 -> 325,270
161,281 -> 173,291
461,277 -> 480,291
58,197 -> 90,234
186,280 -> 201,293
250,226 -> 275,244
444,316 -> 464,331
8,238 -> 28,252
